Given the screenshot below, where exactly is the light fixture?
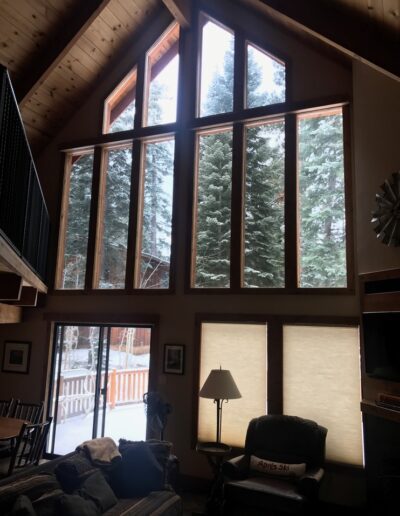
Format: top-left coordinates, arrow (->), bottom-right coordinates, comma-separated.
199,367 -> 241,443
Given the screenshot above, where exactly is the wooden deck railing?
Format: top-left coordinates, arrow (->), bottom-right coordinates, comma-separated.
58,368 -> 149,421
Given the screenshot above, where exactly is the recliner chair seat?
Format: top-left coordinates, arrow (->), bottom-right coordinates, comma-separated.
225,476 -> 306,514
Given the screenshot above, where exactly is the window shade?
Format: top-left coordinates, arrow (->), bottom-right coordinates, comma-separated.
283,325 -> 362,465
198,322 -> 267,447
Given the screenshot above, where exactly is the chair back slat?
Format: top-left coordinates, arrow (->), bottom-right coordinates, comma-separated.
7,417 -> 52,476
0,398 -> 16,417
13,401 -> 44,424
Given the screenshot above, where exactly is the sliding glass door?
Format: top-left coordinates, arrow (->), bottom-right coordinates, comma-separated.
48,324 -> 151,455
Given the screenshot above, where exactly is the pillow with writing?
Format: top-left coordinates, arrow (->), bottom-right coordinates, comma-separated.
250,455 -> 306,477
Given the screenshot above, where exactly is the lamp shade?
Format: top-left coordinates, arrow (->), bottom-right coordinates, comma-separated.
199,369 -> 241,400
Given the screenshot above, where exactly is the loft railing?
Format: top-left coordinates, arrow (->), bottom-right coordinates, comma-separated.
0,66 -> 49,281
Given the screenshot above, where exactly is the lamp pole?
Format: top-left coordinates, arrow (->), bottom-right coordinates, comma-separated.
215,398 -> 223,443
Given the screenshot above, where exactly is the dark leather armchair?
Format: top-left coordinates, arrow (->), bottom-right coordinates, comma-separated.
222,415 -> 327,515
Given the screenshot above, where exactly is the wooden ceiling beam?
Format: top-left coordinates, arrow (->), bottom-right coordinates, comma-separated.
162,0 -> 191,28
0,273 -> 22,301
8,287 -> 38,307
0,303 -> 21,324
16,0 -> 113,108
240,0 -> 400,81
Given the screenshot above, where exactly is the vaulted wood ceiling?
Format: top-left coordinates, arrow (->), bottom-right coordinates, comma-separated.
0,0 -> 398,158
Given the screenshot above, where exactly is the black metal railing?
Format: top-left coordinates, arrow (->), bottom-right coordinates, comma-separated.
0,66 -> 49,282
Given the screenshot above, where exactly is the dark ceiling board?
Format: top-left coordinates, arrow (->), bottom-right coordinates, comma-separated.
241,0 -> 400,80
0,273 -> 22,301
8,287 -> 38,306
16,0 -> 113,107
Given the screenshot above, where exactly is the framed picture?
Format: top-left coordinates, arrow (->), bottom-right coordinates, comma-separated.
163,344 -> 185,375
2,341 -> 31,374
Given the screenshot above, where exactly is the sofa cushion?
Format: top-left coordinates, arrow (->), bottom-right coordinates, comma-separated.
55,452 -> 98,493
250,455 -> 306,478
79,471 -> 117,512
119,439 -> 172,470
32,489 -> 64,516
109,442 -> 164,498
11,495 -> 36,516
58,494 -> 100,516
0,474 -> 60,514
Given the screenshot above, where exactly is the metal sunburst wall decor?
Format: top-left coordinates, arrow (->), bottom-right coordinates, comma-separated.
372,171 -> 400,247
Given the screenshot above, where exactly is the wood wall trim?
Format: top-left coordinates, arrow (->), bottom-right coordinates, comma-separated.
0,303 -> 22,324
162,0 -> 192,28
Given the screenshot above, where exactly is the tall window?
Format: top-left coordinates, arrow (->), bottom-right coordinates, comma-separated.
57,153 -> 94,289
197,320 -> 362,465
191,15 -> 350,291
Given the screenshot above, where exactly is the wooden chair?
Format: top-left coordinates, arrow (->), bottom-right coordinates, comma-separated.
0,398 -> 16,417
13,401 -> 44,424
6,417 -> 52,476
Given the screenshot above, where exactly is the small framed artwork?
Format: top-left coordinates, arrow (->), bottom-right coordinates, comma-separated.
2,341 -> 31,374
163,344 -> 185,375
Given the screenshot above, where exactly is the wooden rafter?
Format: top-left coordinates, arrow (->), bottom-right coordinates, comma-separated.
240,0 -> 400,80
0,273 -> 22,301
162,0 -> 191,28
16,0 -> 113,107
0,303 -> 21,324
8,287 -> 38,307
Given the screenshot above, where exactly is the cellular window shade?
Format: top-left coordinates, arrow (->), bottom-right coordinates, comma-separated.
283,325 -> 362,465
198,323 -> 267,447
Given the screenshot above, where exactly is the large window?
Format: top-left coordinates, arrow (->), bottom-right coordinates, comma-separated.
197,320 -> 362,466
191,15 -> 350,291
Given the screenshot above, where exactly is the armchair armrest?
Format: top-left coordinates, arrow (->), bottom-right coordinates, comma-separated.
299,467 -> 324,498
222,454 -> 249,480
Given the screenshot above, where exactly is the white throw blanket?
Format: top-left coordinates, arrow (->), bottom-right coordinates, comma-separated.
77,437 -> 121,465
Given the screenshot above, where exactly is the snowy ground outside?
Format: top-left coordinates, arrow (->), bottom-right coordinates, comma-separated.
51,402 -> 147,455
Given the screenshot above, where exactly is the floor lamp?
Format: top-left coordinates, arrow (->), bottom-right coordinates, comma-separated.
199,367 -> 241,443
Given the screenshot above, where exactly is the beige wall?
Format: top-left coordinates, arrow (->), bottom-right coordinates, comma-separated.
3,1 -> 399,494
353,61 -> 400,274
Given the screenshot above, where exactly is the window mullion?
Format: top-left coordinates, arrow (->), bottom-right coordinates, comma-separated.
233,31 -> 245,112
231,123 -> 244,290
342,105 -> 354,291
267,320 -> 283,415
284,114 -> 298,290
85,146 -> 103,290
129,140 -> 143,289
134,54 -> 146,130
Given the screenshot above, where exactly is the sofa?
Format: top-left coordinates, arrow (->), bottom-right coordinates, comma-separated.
0,438 -> 182,516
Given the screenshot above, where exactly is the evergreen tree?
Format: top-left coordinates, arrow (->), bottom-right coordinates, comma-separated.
63,154 -> 93,288
299,114 -> 346,287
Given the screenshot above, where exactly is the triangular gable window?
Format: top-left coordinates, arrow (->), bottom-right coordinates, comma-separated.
103,67 -> 137,133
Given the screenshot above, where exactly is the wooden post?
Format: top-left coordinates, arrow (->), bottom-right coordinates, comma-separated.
110,369 -> 117,409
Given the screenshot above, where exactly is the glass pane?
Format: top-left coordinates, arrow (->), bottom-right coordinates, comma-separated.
138,139 -> 174,289
283,325 -> 362,465
104,68 -> 137,133
101,327 -> 150,442
199,323 -> 267,447
97,147 -> 132,289
193,130 -> 232,288
298,109 -> 347,287
199,20 -> 234,117
145,24 -> 179,126
246,43 -> 285,108
244,121 -> 285,287
61,153 -> 93,289
52,325 -> 100,455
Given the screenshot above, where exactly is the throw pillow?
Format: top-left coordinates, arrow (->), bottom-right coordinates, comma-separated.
55,453 -> 98,493
58,494 -> 100,516
109,442 -> 164,498
78,471 -> 117,512
11,495 -> 36,516
250,455 -> 306,477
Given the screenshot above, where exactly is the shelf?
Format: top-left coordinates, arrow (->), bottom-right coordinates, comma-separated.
361,400 -> 400,423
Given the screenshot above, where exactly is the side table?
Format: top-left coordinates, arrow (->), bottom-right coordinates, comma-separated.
196,441 -> 231,515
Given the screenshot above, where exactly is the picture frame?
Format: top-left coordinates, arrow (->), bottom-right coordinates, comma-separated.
163,344 -> 185,375
2,341 -> 31,374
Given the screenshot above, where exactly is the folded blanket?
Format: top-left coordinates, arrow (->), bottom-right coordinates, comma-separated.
77,437 -> 121,466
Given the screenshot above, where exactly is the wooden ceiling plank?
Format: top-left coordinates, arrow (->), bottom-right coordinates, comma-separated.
0,303 -> 21,324
247,0 -> 400,79
107,1 -> 143,31
162,0 -> 191,28
63,48 -> 101,79
0,273 -> 22,301
18,0 -> 113,107
78,34 -> 112,68
100,6 -> 132,38
8,287 -> 38,306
